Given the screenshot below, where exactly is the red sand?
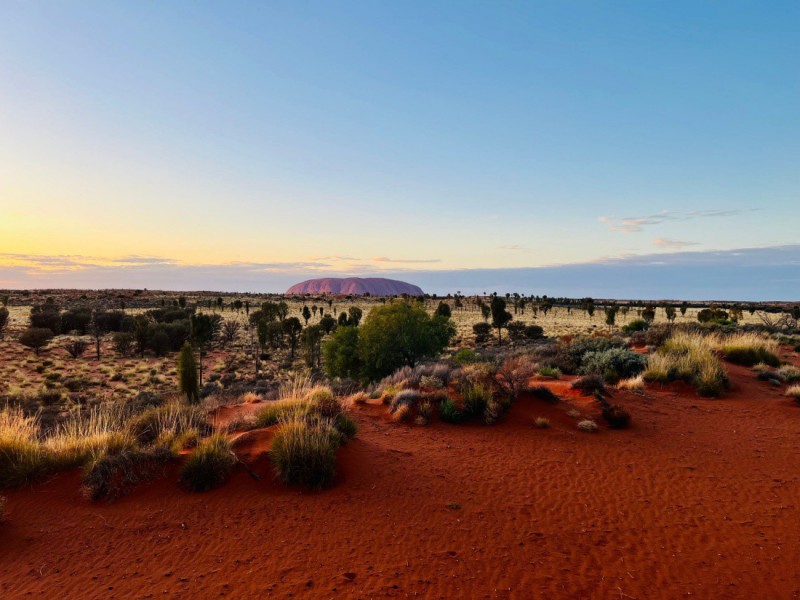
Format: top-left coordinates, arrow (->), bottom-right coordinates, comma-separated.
2,362 -> 800,598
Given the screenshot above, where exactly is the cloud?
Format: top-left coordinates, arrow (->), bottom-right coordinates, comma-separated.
652,238 -> 699,248
599,209 -> 746,233
371,257 -> 441,264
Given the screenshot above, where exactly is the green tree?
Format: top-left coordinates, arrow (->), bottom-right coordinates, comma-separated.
605,305 -> 619,328
191,313 -> 222,385
282,317 -> 303,360
302,305 -> 311,325
177,342 -> 200,404
302,324 -> 323,368
319,314 -> 336,334
323,326 -> 362,379
347,306 -> 363,327
435,302 -> 452,319
358,302 -> 455,380
0,306 -> 8,340
490,297 -> 513,345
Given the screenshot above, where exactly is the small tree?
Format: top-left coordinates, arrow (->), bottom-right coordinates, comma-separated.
435,302 -> 452,319
191,313 -> 222,385
64,338 -> 88,359
221,320 -> 240,347
177,342 -> 200,404
665,306 -> 677,323
0,306 -> 8,340
319,314 -> 336,334
20,327 -> 54,355
282,317 -> 303,360
605,306 -> 619,328
347,306 -> 363,327
302,305 -> 311,325
323,325 -> 362,379
490,297 -> 513,345
302,325 -> 323,368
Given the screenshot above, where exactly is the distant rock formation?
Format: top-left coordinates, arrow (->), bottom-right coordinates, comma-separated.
286,277 -> 423,296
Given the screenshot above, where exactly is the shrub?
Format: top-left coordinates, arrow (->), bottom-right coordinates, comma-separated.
177,342 -> 200,404
622,319 -> 649,334
538,366 -> 561,379
601,404 -> 631,429
776,365 -> 800,383
453,348 -> 479,366
579,347 -> 647,383
0,407 -> 47,487
180,435 -> 237,492
461,383 -> 493,418
390,389 -> 419,413
333,413 -> 358,442
497,355 -> 538,400
472,322 -> 492,343
417,400 -> 433,424
571,374 -> 606,395
439,397 -> 463,423
524,325 -> 544,340
577,419 -> 598,432
82,447 -> 174,501
525,385 -> 560,403
255,398 -> 313,427
506,322 -> 526,341
419,375 -> 443,390
785,385 -> 800,400
391,404 -> 411,422
698,307 -> 729,323
645,331 -> 728,396
64,338 -> 89,359
126,403 -> 208,446
549,336 -> 626,374
307,387 -> 340,418
270,417 -> 340,489
535,417 -> 550,428
19,327 -> 54,355
713,333 -> 780,367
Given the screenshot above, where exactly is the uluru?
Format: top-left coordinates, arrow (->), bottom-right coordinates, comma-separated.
286,277 -> 423,296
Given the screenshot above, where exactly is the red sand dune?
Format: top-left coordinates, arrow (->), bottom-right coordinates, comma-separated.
286,277 -> 423,296
2,360 -> 800,598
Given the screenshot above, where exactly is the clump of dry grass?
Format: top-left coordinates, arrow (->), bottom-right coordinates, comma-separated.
535,417 -> 550,428
786,385 -> 800,400
712,332 -> 779,367
645,331 -> 728,396
617,374 -> 645,390
577,419 -> 598,432
179,434 -> 237,492
269,415 -> 340,489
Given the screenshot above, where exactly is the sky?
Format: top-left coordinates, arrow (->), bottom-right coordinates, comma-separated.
0,1 -> 798,298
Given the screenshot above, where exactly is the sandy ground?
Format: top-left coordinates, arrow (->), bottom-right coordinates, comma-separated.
2,359 -> 800,599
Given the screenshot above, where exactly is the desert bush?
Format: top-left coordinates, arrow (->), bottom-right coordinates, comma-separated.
548,336 -> 626,374
419,375 -> 443,390
19,327 -> 54,355
698,307 -> 729,323
307,387 -> 341,418
524,324 -> 544,340
622,319 -> 649,334
506,322 -> 526,341
126,402 -> 208,446
535,417 -> 550,428
390,389 -> 419,413
713,333 -> 779,367
270,416 -> 340,489
179,434 -> 237,492
417,400 -> 433,424
785,385 -> 800,400
496,354 -> 538,400
83,446 -> 174,501
333,413 -> 358,442
472,322 -> 492,343
571,374 -> 606,395
601,404 -> 631,429
255,398 -> 313,427
391,404 -> 411,422
644,331 -> 728,396
461,382 -> 493,418
453,348 -> 479,366
64,338 -> 89,359
577,419 -> 598,432
112,331 -> 135,356
776,365 -> 800,383
538,366 -> 561,379
525,385 -> 560,403
439,397 -> 464,423
579,347 -> 647,383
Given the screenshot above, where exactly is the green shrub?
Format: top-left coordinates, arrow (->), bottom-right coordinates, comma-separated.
452,348 -> 479,366
270,417 -> 340,489
439,397 -> 464,423
537,366 -> 561,379
255,398 -> 313,427
601,404 -> 631,429
579,347 -> 647,383
179,435 -> 237,492
622,319 -> 649,334
462,383 -> 493,418
571,374 -> 606,395
333,414 -> 358,443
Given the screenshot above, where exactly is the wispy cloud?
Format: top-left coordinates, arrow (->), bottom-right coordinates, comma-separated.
599,209 -> 746,233
652,237 -> 699,248
371,257 -> 441,264
499,245 -> 526,251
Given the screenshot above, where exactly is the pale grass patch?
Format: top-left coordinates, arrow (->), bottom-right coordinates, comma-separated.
617,374 -> 645,390
786,385 -> 800,399
577,419 -> 598,432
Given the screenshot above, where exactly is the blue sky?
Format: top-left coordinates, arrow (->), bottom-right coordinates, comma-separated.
0,1 -> 798,297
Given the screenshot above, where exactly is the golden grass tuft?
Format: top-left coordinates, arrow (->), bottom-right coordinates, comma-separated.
645,331 -> 728,396
617,374 -> 645,390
